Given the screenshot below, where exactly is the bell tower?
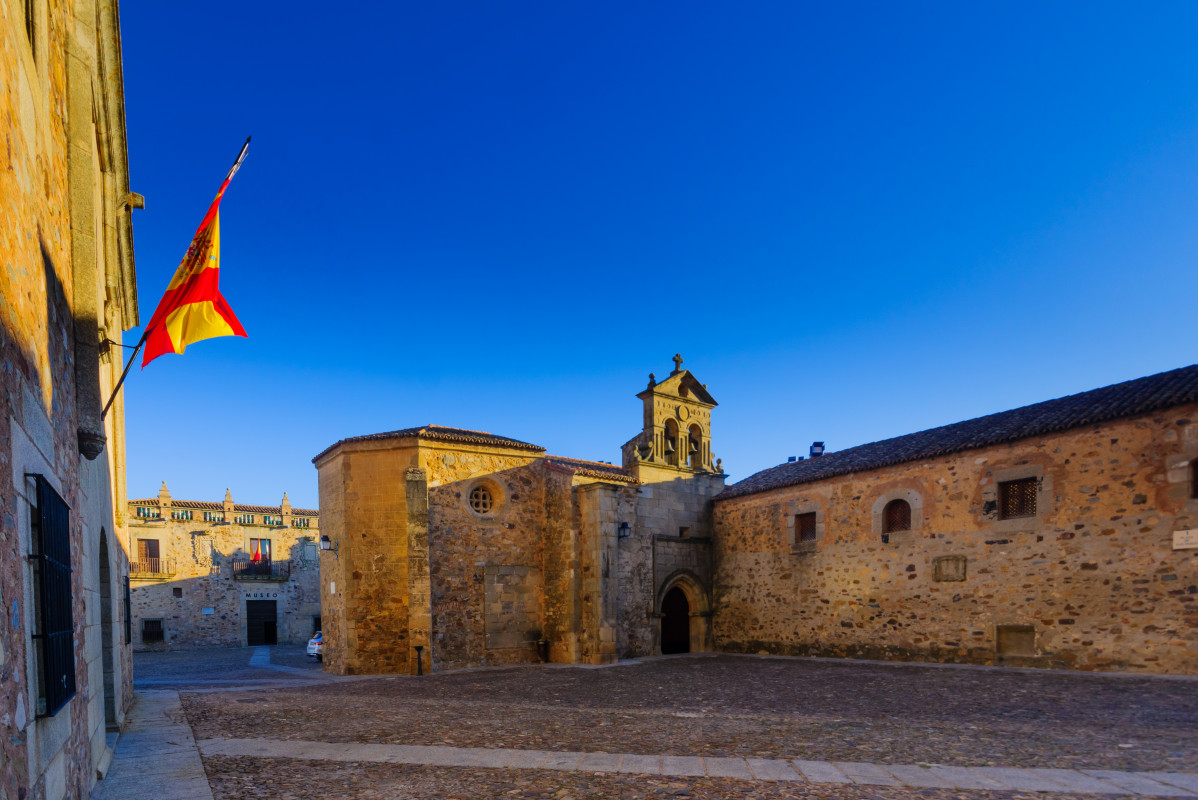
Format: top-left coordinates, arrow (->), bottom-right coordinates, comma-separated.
622,354 -> 720,474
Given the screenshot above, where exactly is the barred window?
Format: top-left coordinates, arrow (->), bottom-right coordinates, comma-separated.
796,512 -> 817,543
141,619 -> 164,644
32,476 -> 75,717
882,499 -> 911,542
999,477 -> 1038,519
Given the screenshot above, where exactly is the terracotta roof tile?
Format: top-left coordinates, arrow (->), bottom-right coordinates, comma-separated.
312,424 -> 544,463
128,498 -> 319,516
544,456 -> 639,484
718,363 -> 1198,501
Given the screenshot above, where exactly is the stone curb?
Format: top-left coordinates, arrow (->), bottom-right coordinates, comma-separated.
196,736 -> 1198,796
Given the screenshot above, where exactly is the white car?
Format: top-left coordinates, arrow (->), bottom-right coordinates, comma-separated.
306,631 -> 323,660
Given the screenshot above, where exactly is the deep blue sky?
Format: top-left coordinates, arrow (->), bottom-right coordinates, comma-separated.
121,3 -> 1198,509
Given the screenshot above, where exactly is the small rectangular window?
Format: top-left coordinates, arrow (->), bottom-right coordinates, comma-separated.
998,477 -> 1038,519
142,619 -> 164,644
796,512 -> 817,542
172,587 -> 183,598
31,476 -> 75,716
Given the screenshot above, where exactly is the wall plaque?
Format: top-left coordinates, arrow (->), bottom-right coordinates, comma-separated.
1173,529 -> 1198,550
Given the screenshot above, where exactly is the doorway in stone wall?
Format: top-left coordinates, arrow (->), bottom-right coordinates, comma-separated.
661,586 -> 690,654
246,600 -> 278,646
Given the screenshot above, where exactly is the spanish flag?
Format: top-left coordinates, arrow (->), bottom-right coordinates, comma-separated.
142,139 -> 250,367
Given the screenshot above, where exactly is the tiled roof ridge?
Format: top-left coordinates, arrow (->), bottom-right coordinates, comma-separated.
718,363 -> 1198,501
544,455 -> 639,484
129,498 -> 319,516
312,424 -> 545,462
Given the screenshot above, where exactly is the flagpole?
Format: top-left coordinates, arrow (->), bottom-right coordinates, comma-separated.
100,329 -> 148,422
99,135 -> 251,422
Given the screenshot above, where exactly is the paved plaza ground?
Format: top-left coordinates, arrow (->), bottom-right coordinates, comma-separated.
93,648 -> 1198,800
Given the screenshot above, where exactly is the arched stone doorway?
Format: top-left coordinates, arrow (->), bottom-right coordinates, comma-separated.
656,571 -> 711,655
99,529 -> 117,729
661,586 -> 690,654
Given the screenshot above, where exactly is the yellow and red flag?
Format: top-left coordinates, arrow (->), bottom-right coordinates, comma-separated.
141,139 -> 250,366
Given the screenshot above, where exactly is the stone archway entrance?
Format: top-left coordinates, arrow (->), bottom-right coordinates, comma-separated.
660,586 -> 690,654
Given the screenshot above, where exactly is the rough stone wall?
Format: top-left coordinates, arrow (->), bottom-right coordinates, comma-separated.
426,457 -> 548,670
713,406 -> 1198,673
326,446 -> 413,674
127,510 -> 321,649
316,453 -> 348,673
540,465 -> 578,663
1,0 -> 138,797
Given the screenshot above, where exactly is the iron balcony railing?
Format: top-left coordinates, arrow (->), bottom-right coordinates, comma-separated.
130,558 -> 176,578
232,558 -> 290,581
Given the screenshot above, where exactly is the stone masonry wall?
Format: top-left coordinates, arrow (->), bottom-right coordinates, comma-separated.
2,1 -> 138,797
712,406 -> 1198,673
128,511 -> 321,650
426,457 -> 549,670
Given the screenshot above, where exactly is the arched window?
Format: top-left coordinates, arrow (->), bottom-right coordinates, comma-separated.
687,424 -> 702,468
663,419 -> 679,466
882,498 -> 911,542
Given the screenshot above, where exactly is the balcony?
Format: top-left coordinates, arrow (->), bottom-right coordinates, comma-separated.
130,558 -> 176,579
232,558 -> 290,582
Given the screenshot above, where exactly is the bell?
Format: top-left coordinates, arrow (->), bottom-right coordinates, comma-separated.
663,439 -> 675,455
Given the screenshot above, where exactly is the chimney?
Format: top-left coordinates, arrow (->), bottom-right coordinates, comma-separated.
810,442 -> 825,458
787,456 -> 796,463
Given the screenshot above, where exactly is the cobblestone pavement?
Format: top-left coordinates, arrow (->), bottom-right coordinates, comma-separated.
182,655 -> 1198,772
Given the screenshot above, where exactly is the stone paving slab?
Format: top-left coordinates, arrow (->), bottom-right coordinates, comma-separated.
793,760 -> 852,784
885,764 -> 958,788
618,754 -> 662,774
747,758 -> 801,781
541,751 -> 586,770
1033,768 -> 1132,793
704,757 -> 753,779
837,761 -> 903,786
979,767 -> 1075,792
505,749 -> 550,769
661,755 -> 706,777
928,765 -> 1013,790
1083,770 -> 1198,796
579,752 -> 622,772
1147,774 -> 1198,793
91,691 -> 212,800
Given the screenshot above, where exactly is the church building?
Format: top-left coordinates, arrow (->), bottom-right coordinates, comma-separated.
313,355 -> 724,673
314,358 -> 1198,676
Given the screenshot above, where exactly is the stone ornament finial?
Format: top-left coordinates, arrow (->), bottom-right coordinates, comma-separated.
716,458 -> 723,473
671,353 -> 684,375
647,372 -> 656,388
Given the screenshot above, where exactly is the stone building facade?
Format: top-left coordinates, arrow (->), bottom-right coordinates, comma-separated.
317,359 -> 1198,676
313,356 -> 726,675
712,365 -> 1198,674
126,486 -> 321,649
1,0 -> 141,796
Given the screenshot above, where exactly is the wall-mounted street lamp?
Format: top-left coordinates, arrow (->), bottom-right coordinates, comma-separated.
320,534 -> 338,556
617,522 -> 631,538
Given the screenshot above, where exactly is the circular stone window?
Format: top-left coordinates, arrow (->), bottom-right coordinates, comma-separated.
468,485 -> 494,514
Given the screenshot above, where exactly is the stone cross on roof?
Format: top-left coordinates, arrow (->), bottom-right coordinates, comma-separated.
671,353 -> 684,375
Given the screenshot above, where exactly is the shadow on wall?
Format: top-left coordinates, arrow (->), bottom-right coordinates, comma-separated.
129,538 -> 321,651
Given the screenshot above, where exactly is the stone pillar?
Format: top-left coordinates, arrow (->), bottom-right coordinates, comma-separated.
223,488 -> 234,522
280,492 -> 292,528
157,482 -> 171,518
405,468 -> 432,674
577,483 -> 620,665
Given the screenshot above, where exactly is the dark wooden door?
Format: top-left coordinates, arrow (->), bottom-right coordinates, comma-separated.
660,587 -> 690,654
246,600 -> 278,646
